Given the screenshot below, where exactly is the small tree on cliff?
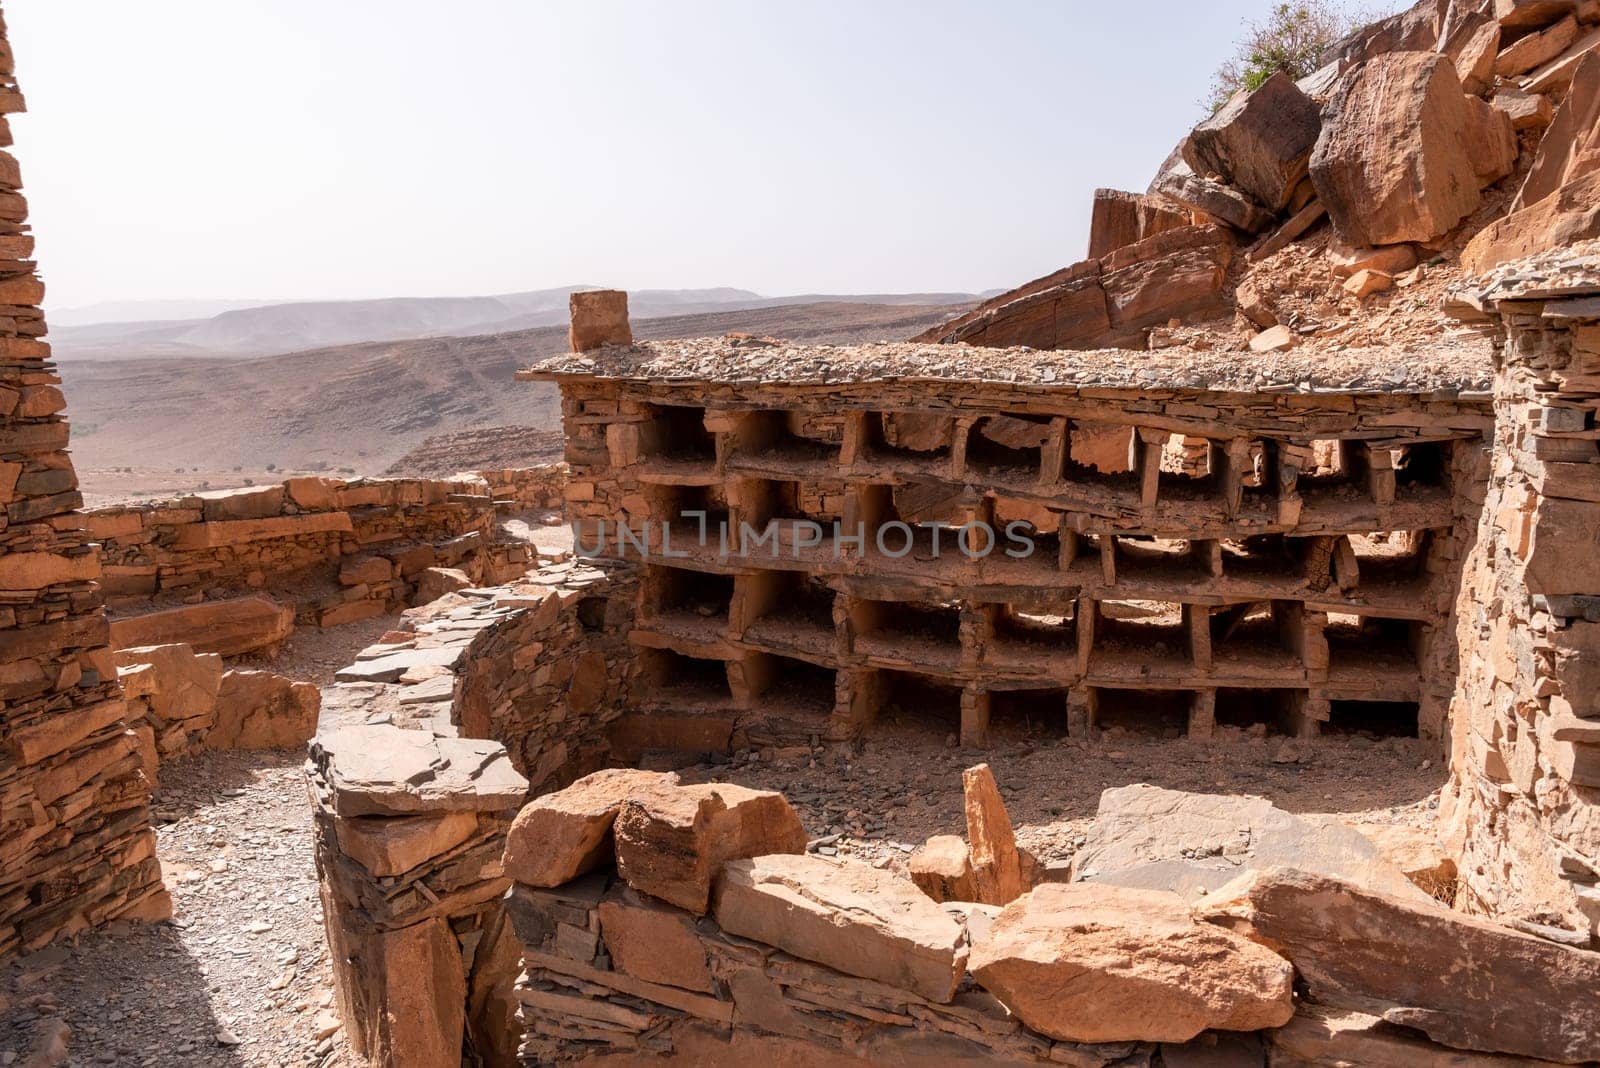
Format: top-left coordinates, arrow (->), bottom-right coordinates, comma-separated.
1204,2 -> 1376,112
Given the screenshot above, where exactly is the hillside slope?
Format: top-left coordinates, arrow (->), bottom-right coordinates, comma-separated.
62,299 -> 969,484
51,286 -> 981,361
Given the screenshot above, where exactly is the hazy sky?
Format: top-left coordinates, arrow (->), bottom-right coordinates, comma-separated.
7,1 -> 1281,312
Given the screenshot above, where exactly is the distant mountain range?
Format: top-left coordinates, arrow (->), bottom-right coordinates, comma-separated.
61,297 -> 976,484
49,285 -> 988,360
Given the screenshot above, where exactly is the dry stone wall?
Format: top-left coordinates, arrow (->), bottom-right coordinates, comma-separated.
0,12 -> 168,957
1442,247 -> 1600,944
88,474 -> 503,626
478,464 -> 567,513
308,558 -> 637,1067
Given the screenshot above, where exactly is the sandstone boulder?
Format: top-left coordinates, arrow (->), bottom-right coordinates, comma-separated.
1492,85 -> 1555,129
1198,868 -> 1600,1063
1070,784 -> 1430,902
1444,10 -> 1502,94
1151,162 -> 1274,233
1496,12 -> 1579,74
714,854 -> 969,1003
569,289 -> 632,352
1462,169 -> 1600,274
1249,324 -> 1296,353
908,835 -> 979,903
1522,25 -> 1600,94
614,782 -> 806,914
1495,0 -> 1577,30
1514,51 -> 1600,212
1086,188 -> 1189,259
968,882 -> 1294,1044
208,669 -> 320,749
1100,228 -> 1235,341
1343,268 -> 1394,298
412,566 -> 473,607
109,596 -> 294,657
1464,95 -> 1519,188
1188,72 -> 1321,213
1269,1003 -> 1563,1068
923,265 -> 1110,350
1344,822 -> 1457,896
502,768 -> 681,887
1324,0 -> 1452,72
1310,52 -> 1483,247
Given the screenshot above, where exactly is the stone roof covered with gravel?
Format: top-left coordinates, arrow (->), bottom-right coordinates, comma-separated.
521,334 -> 1495,396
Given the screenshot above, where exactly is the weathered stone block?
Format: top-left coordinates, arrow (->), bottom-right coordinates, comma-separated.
614,783 -> 806,914
969,882 -> 1294,1044
715,854 -> 969,1003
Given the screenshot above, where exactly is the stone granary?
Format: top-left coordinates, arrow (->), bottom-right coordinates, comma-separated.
522,313 -> 1494,753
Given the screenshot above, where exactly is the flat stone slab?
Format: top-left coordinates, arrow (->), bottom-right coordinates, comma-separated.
1199,868 -> 1600,1064
715,854 -> 969,1004
1071,784 -> 1429,902
335,644 -> 466,683
311,724 -> 527,817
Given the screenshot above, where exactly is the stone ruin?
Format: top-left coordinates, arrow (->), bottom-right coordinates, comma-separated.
4,0 -> 1600,1064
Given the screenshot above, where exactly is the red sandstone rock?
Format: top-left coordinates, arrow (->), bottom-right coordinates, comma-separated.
502,768 -> 681,888
1325,0 -> 1453,71
1310,52 -> 1484,247
907,835 -> 979,903
412,566 -> 472,607
614,782 -> 807,914
335,810 -> 479,878
568,289 -> 632,352
1086,188 -> 1189,259
207,669 -> 319,749
1495,0 -> 1577,30
1199,868 -> 1600,1063
1493,86 -> 1555,130
108,596 -> 294,657
1463,170 -> 1600,275
962,764 -> 1024,906
1516,51 -> 1600,212
968,882 -> 1294,1044
1187,72 -> 1322,213
714,854 -> 969,1003
1522,25 -> 1600,94
1497,12 -> 1580,74
195,483 -> 285,521
1444,10 -> 1502,94
1151,163 -> 1274,233
339,555 -> 392,586
1343,268 -> 1395,298
598,885 -> 716,993
1464,96 -> 1519,188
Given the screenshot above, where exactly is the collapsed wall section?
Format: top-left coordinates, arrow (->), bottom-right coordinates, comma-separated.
0,11 -> 169,957
525,339 -> 1494,760
1442,250 -> 1600,942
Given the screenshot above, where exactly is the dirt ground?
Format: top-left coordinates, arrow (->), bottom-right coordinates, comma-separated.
678,719 -> 1445,879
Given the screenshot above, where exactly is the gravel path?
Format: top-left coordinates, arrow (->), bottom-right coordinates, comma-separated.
2,615 -> 397,1068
